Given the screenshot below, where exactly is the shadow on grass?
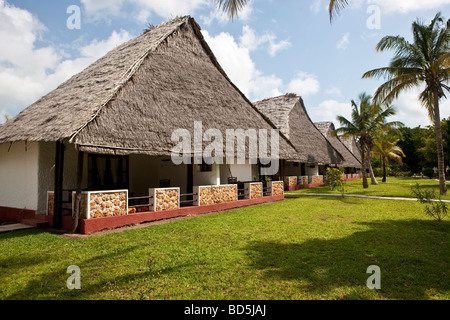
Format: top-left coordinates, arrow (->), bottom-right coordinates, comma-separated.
2,238 -> 205,300
244,219 -> 450,300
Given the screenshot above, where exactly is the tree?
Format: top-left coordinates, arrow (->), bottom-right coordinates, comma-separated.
397,126 -> 427,173
372,132 -> 405,182
362,12 -> 450,195
217,0 -> 349,21
336,92 -> 403,188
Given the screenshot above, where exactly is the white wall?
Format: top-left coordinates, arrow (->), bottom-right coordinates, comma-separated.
220,162 -> 259,183
0,142 -> 39,211
194,163 -> 220,187
129,155 -> 189,195
305,164 -> 319,176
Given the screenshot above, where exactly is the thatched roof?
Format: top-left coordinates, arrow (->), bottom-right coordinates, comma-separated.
339,135 -> 362,162
314,122 -> 361,168
0,16 -> 297,160
254,94 -> 344,165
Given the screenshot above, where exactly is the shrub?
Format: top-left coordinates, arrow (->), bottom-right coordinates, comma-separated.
411,183 -> 448,224
397,171 -> 413,177
422,167 -> 435,178
325,167 -> 345,195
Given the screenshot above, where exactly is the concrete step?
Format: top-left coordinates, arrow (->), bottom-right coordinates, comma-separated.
21,219 -> 50,229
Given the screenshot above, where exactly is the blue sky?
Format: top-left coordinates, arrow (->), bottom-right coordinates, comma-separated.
1,0 -> 450,128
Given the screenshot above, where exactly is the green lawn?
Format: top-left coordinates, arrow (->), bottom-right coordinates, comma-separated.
1,195 -> 449,300
287,177 -> 450,200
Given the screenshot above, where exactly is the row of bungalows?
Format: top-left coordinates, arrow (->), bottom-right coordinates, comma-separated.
0,16 -> 361,234
254,94 -> 362,190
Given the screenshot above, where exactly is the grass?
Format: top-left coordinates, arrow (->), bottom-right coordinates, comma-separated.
1,195 -> 449,300
287,177 -> 450,200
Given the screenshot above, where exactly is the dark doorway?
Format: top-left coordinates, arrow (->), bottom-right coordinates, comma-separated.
88,154 -> 129,190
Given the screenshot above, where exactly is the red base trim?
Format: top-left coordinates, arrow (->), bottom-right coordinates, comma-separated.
0,206 -> 37,222
80,194 -> 285,234
285,178 -> 360,191
1,206 -> 75,231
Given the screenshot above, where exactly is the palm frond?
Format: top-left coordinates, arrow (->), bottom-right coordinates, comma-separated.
329,0 -> 348,22
216,0 -> 249,20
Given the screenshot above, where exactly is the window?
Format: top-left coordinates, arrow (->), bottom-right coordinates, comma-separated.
88,154 -> 129,190
199,163 -> 212,172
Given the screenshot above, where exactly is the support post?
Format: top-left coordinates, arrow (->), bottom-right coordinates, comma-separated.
53,140 -> 65,229
72,150 -> 84,233
187,160 -> 193,203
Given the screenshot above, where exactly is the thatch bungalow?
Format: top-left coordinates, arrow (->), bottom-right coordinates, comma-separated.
339,135 -> 362,164
0,16 -> 297,233
314,122 -> 361,175
254,94 -> 346,189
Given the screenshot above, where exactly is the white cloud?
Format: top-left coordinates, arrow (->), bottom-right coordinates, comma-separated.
309,100 -> 352,124
309,0 -> 450,16
369,0 -> 450,14
325,86 -> 342,96
203,29 -> 314,102
81,0 -> 210,22
310,0 -> 324,14
268,39 -> 292,57
239,25 -> 291,57
388,86 -> 450,128
337,32 -> 350,51
0,1 -> 132,117
80,0 -> 124,17
310,87 -> 450,130
286,72 -> 320,98
202,29 -> 283,100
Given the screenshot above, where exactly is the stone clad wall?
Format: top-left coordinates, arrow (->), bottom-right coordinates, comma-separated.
245,182 -> 263,199
89,191 -> 128,219
250,183 -> 263,199
284,176 -> 297,186
151,188 -> 180,212
212,185 -> 238,203
269,181 -> 284,196
198,186 -> 214,206
312,175 -> 324,184
298,176 -> 309,185
195,185 -> 238,206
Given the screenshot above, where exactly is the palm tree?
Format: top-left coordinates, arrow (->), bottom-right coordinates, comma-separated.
217,0 -> 349,21
362,12 -> 450,195
372,132 -> 405,182
336,92 -> 403,188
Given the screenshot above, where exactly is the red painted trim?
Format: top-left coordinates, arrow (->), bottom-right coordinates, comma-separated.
0,206 -> 74,231
0,206 -> 37,222
285,178 -> 360,191
286,183 -> 326,191
79,194 -> 285,234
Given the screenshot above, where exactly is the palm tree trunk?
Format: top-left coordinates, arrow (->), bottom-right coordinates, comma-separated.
361,142 -> 369,188
433,87 -> 447,195
382,157 -> 386,182
366,144 -> 378,185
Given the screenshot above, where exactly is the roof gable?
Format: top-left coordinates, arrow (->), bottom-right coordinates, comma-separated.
314,122 -> 361,168
255,94 -> 344,164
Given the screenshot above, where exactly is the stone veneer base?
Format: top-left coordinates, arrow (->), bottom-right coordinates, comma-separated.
79,194 -> 284,234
